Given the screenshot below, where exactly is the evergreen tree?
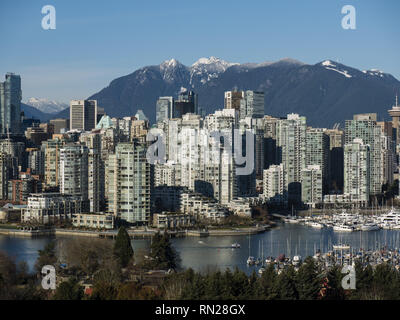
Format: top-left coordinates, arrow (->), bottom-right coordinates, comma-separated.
372,263 -> 400,299
323,265 -> 345,300
349,261 -> 373,299
181,272 -> 205,300
276,265 -> 298,300
260,264 -> 278,299
35,241 -> 57,274
204,271 -> 224,299
53,278 -> 83,300
221,268 -> 234,299
230,267 -> 249,299
149,232 -> 180,270
246,270 -> 261,299
296,256 -> 321,300
113,226 -> 134,268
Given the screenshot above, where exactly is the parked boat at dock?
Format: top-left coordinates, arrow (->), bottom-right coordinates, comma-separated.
333,224 -> 354,232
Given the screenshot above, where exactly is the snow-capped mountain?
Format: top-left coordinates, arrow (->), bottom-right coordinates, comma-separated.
321,60 -> 353,78
159,58 -> 188,83
319,60 -> 394,81
84,57 -> 400,127
24,97 -> 68,114
190,56 -> 239,85
362,69 -> 387,78
157,57 -> 240,86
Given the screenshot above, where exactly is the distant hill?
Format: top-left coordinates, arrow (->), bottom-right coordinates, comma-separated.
85,57 -> 400,127
21,103 -> 53,122
24,97 -> 68,114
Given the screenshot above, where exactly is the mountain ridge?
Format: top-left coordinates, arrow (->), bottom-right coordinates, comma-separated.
39,57 -> 400,127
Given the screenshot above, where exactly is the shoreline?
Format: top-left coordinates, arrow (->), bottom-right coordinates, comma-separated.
0,225 -> 269,239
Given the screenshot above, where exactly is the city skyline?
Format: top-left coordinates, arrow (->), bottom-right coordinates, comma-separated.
2,1 -> 400,304
0,0 -> 399,102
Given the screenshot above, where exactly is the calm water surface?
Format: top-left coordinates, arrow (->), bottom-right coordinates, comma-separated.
2,224 -> 400,274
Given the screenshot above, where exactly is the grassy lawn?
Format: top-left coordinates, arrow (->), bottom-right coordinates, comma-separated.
0,224 -> 18,230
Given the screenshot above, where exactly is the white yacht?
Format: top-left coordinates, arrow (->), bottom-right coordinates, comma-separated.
379,208 -> 400,229
333,224 -> 354,232
361,222 -> 380,231
336,210 -> 355,221
265,257 -> 274,264
247,256 -> 255,266
309,222 -> 324,229
286,217 -> 300,224
292,255 -> 302,266
333,244 -> 351,250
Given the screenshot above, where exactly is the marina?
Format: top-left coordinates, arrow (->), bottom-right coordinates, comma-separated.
284,208 -> 400,231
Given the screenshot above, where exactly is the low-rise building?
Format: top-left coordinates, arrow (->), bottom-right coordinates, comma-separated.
153,212 -> 195,229
0,203 -> 25,222
72,212 -> 114,229
180,191 -> 228,220
323,193 -> 369,207
225,198 -> 252,217
22,193 -> 89,223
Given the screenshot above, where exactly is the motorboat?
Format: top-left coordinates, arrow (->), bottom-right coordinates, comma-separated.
292,255 -> 302,266
361,222 -> 380,231
286,217 -> 300,224
379,208 -> 400,229
309,222 -> 324,229
247,256 -> 255,265
333,244 -> 351,250
333,224 -> 354,232
265,257 -> 274,264
231,243 -> 241,248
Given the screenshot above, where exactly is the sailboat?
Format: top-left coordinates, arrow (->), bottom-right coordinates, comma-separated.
247,232 -> 255,266
258,241 -> 266,274
255,240 -> 262,265
286,205 -> 300,224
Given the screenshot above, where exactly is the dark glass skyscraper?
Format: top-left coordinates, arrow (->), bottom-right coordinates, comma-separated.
0,73 -> 22,134
174,90 -> 198,118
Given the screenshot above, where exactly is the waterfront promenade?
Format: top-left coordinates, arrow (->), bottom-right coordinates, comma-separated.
0,225 -> 269,239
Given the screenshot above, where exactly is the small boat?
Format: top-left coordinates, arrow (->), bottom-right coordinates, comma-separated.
333,224 -> 354,232
286,217 -> 300,224
247,256 -> 255,265
255,258 -> 261,265
231,243 -> 241,248
258,267 -> 266,275
309,222 -> 324,229
333,244 -> 351,250
361,222 -> 380,231
292,255 -> 302,266
265,257 -> 274,264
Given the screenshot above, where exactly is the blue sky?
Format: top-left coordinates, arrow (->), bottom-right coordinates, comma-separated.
0,0 -> 399,103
